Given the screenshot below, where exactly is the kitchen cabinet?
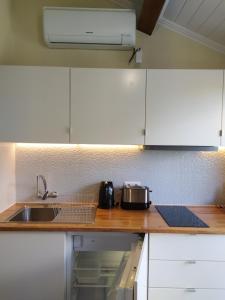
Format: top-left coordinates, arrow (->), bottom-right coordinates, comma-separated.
70,68 -> 146,145
148,288 -> 225,300
0,66 -> 223,146
0,232 -> 66,300
0,231 -> 148,300
149,233 -> 225,261
149,260 -> 225,289
145,70 -> 223,146
148,233 -> 225,300
0,66 -> 70,143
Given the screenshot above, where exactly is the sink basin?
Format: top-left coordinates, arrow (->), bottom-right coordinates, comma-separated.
7,205 -> 96,223
8,207 -> 60,222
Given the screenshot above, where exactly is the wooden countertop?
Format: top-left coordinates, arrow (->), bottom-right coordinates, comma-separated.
0,203 -> 225,234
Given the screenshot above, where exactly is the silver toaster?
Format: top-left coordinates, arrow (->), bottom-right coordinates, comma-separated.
121,185 -> 152,210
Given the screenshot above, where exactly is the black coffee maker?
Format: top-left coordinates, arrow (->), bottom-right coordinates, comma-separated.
98,181 -> 114,209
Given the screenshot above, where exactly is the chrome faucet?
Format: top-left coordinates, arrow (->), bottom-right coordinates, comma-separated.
37,175 -> 58,200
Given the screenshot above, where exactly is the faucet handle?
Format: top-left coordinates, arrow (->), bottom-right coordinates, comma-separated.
42,191 -> 49,200
48,191 -> 58,198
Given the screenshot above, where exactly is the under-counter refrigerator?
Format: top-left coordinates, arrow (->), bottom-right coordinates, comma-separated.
66,232 -> 148,300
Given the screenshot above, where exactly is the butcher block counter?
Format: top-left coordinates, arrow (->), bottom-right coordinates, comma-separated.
0,203 -> 225,234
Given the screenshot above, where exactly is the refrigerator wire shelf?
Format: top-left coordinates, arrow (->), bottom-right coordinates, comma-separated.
73,251 -> 130,287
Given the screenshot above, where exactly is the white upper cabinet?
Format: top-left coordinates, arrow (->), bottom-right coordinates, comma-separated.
145,70 -> 223,146
0,66 -> 69,143
0,66 -> 223,146
70,68 -> 146,145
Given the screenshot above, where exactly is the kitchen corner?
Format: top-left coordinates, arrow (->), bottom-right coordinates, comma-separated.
2,0 -> 225,299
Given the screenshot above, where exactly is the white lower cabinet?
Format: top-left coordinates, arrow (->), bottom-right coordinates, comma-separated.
149,233 -> 225,261
148,234 -> 225,300
148,288 -> 225,300
149,260 -> 225,289
0,232 -> 66,300
0,232 -> 148,300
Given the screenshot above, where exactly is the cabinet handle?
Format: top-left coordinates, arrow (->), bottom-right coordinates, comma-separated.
185,260 -> 196,264
185,288 -> 196,293
69,127 -> 73,137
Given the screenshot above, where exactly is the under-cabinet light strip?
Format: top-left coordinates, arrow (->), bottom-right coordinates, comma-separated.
16,143 -> 143,150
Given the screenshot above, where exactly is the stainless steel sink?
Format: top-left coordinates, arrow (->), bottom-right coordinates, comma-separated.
8,207 -> 60,222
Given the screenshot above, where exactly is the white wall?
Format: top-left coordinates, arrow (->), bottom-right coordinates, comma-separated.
0,0 -> 13,64
15,145 -> 225,206
0,144 -> 15,212
5,0 -> 225,68
2,0 -> 225,209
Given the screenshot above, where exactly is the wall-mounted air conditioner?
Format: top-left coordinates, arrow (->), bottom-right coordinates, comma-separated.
43,7 -> 136,50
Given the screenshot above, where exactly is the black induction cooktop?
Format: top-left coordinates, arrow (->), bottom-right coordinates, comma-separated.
155,205 -> 209,228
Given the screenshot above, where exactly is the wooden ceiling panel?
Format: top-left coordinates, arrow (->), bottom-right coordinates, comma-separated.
175,0 -> 203,26
161,0 -> 225,52
209,19 -> 225,44
183,0 -> 222,32
164,0 -> 186,21
197,1 -> 225,37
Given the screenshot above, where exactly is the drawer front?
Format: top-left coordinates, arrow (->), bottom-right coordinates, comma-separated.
149,260 -> 225,288
149,234 -> 225,261
148,288 -> 225,300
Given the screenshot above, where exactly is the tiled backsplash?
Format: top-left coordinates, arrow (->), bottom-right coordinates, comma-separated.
15,144 -> 225,206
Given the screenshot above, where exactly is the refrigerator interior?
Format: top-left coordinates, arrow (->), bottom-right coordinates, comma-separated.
66,233 -> 142,300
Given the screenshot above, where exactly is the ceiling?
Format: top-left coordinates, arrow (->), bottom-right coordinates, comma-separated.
110,0 -> 225,54
159,0 -> 225,54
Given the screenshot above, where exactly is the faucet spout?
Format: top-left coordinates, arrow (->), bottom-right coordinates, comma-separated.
37,175 -> 48,200
36,175 -> 58,200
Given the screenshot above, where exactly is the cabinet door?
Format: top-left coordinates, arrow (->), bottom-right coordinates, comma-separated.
0,66 -> 69,143
146,70 -> 223,146
0,232 -> 65,300
148,260 -> 225,289
70,68 -> 146,145
148,288 -> 225,300
149,234 -> 225,261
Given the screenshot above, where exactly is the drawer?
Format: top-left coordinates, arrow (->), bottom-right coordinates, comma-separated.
148,288 -> 225,300
149,260 -> 225,288
149,234 -> 225,261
